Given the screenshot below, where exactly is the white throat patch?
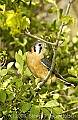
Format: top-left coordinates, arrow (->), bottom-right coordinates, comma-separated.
35,44 -> 41,54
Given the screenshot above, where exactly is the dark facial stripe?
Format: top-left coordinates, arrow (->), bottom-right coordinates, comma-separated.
39,46 -> 42,53
34,46 -> 36,52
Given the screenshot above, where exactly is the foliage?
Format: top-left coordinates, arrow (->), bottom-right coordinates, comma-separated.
0,0 -> 78,120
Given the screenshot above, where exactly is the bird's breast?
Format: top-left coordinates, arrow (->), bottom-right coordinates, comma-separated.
27,52 -> 48,79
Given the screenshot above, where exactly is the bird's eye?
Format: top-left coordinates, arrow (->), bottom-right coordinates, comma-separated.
38,43 -> 41,46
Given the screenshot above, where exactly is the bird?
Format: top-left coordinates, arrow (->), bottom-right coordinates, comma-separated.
26,41 -> 74,86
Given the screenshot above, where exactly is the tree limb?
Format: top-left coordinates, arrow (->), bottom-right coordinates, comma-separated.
24,31 -> 56,46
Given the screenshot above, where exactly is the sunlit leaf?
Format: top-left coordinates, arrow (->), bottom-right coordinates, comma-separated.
72,37 -> 78,43
21,16 -> 30,30
45,0 -> 57,6
67,77 -> 78,82
0,69 -> 7,76
68,67 -> 77,77
3,79 -> 11,88
68,100 -> 78,104
42,108 -> 50,117
15,50 -> 24,74
44,100 -> 59,107
57,83 -> 63,90
0,5 -> 4,10
30,105 -> 40,116
16,79 -> 23,88
11,111 -> 18,120
53,107 -> 63,115
15,51 -> 24,65
48,7 -> 58,13
22,102 -> 31,113
53,94 -> 59,100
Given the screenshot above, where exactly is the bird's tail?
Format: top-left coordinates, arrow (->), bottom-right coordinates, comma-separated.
53,71 -> 75,87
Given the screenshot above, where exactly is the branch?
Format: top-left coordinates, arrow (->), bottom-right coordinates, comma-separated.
65,0 -> 75,16
56,0 -> 75,46
29,0 -> 75,101
63,106 -> 78,113
24,31 -> 56,46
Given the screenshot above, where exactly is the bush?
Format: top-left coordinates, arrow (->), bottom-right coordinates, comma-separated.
0,0 -> 78,120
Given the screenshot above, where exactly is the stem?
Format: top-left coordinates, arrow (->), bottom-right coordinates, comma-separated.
24,31 -> 56,46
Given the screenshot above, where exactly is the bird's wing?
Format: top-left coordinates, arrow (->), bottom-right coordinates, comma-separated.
40,57 -> 75,87
40,57 -> 51,69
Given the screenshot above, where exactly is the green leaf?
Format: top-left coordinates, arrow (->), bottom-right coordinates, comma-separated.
51,20 -> 57,30
15,62 -> 22,74
58,8 -> 63,19
53,107 -> 63,115
3,107 -> 10,115
66,77 -> 78,82
61,16 -> 76,25
30,105 -> 40,116
57,83 -> 63,90
18,49 -> 23,56
54,115 -> 64,120
24,67 -> 32,77
7,62 -> 14,70
16,79 -> 23,88
11,111 -> 18,120
53,94 -> 59,100
0,5 -> 4,11
15,51 -> 24,65
48,7 -> 58,13
7,93 -> 15,101
68,68 -> 77,77
21,16 -> 30,29
35,78 -> 41,85
44,100 -> 59,107
0,118 -> 3,120
3,79 -> 11,88
0,13 -> 5,26
0,89 -> 6,103
42,108 -> 50,116
75,87 -> 78,96
45,0 -> 57,6
6,10 -> 15,27
68,100 -> 78,104
72,37 -> 78,43
22,102 -> 31,113
0,69 -> 7,76
15,50 -> 24,74
30,88 -> 36,97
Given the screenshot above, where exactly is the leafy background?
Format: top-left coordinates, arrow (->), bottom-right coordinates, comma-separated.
0,0 -> 78,120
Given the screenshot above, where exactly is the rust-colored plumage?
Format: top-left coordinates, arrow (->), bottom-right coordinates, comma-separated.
27,46 -> 49,79
26,42 -> 73,85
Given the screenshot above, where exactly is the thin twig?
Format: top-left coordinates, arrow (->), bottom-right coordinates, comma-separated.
63,106 -> 78,113
24,31 -> 56,46
65,0 -> 75,16
56,0 -> 75,46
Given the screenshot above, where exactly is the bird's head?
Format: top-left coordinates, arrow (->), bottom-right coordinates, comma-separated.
30,41 -> 47,54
